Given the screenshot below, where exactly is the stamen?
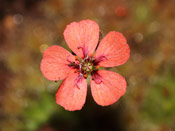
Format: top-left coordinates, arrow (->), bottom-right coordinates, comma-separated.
74,73 -> 84,89
89,54 -> 94,62
77,46 -> 88,59
93,55 -> 107,65
83,74 -> 87,78
68,62 -> 78,68
91,71 -> 102,84
84,55 -> 89,61
79,63 -> 82,71
90,53 -> 93,57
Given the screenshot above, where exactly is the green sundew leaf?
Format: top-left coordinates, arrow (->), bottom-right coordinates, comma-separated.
22,92 -> 57,131
141,72 -> 175,127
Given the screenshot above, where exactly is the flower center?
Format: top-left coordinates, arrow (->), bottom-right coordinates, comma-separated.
68,55 -> 98,78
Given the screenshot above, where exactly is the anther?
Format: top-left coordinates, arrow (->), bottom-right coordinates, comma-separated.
83,74 -> 87,78
74,69 -> 78,73
90,53 -> 93,57
75,56 -> 78,60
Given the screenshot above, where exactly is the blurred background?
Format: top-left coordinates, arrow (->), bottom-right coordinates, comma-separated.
0,0 -> 175,131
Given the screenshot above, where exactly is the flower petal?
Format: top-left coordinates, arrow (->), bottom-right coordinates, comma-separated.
94,31 -> 130,67
91,70 -> 126,106
64,19 -> 99,58
40,45 -> 75,81
56,72 -> 87,111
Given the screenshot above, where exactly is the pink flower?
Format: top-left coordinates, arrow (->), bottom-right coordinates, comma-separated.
40,20 -> 130,111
